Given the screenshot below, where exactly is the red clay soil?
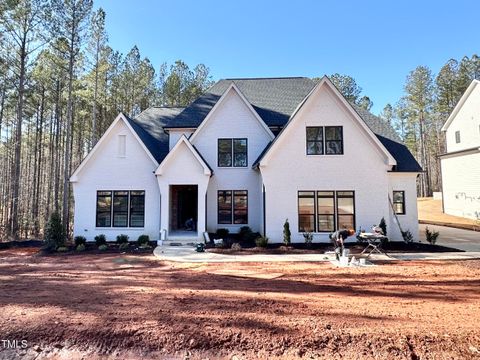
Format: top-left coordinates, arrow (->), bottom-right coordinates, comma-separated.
1,247 -> 480,359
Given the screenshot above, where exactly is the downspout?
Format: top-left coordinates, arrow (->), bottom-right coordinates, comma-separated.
263,184 -> 266,237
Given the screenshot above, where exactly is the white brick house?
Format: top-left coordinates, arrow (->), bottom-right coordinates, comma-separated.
440,79 -> 480,220
70,77 -> 421,243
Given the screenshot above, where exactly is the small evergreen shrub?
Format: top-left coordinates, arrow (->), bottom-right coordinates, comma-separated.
74,236 -> 87,246
137,234 -> 150,246
116,234 -> 129,244
76,244 -> 86,252
401,230 -> 414,243
238,226 -> 252,240
216,228 -> 229,239
43,212 -> 65,251
57,246 -> 68,252
95,234 -> 107,247
119,242 -> 129,251
231,242 -> 242,251
425,227 -> 440,245
139,243 -> 151,249
378,217 -> 387,236
98,244 -> 108,251
255,236 -> 269,248
283,219 -> 291,246
303,232 -> 313,246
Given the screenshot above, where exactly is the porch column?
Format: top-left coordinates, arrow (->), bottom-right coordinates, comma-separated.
159,183 -> 169,237
197,183 -> 208,237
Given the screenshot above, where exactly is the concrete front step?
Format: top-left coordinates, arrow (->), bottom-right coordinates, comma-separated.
160,240 -> 200,247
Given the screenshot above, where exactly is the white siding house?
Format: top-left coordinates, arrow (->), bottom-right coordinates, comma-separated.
71,77 -> 421,243
440,80 -> 480,220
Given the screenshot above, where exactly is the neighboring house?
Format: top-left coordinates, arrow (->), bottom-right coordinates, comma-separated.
440,79 -> 480,220
70,76 -> 421,243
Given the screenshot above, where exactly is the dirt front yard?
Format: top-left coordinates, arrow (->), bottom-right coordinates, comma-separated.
1,248 -> 480,359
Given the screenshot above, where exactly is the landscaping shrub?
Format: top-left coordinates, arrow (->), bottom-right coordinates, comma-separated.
378,217 -> 387,236
425,227 -> 440,245
137,234 -> 150,246
238,226 -> 252,240
43,212 -> 65,251
216,228 -> 229,239
255,236 -> 269,248
231,242 -> 242,251
116,234 -> 129,244
119,242 -> 129,251
74,236 -> 86,246
303,232 -> 313,246
98,244 -> 108,251
95,234 -> 107,247
76,244 -> 86,252
283,219 -> 291,246
401,230 -> 414,243
57,246 -> 68,252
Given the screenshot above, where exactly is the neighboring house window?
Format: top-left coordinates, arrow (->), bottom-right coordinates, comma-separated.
306,127 -> 323,155
325,126 -> 343,154
118,135 -> 126,157
455,131 -> 461,143
96,190 -> 145,228
393,191 -> 406,215
306,126 -> 343,155
96,191 -> 112,227
217,190 -> 248,224
218,138 -> 248,167
298,191 -> 356,232
113,191 -> 129,227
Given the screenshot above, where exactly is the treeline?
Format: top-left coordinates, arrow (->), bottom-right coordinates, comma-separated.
330,55 -> 480,197
0,0 -> 213,240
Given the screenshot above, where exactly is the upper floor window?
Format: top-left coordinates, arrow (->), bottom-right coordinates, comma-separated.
306,126 -> 343,155
455,130 -> 461,144
392,190 -> 405,215
218,138 -> 247,167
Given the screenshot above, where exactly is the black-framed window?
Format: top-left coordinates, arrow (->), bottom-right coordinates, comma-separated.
96,191 -> 112,227
306,127 -> 323,155
325,126 -> 343,154
298,190 -> 355,232
317,191 -> 335,232
298,191 -> 316,232
96,190 -> 145,228
337,191 -> 355,229
113,191 -> 129,227
218,138 -> 247,167
455,131 -> 461,143
306,126 -> 343,155
130,191 -> 145,227
217,190 -> 248,224
393,190 -> 405,215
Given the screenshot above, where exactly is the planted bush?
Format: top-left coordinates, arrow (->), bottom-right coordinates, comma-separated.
255,236 -> 269,248
401,230 -> 414,243
378,217 -> 387,236
137,234 -> 150,246
119,242 -> 129,251
425,227 -> 440,245
283,219 -> 291,246
95,234 -> 107,247
231,242 -> 242,251
57,246 -> 68,252
216,228 -> 229,239
76,244 -> 86,252
116,234 -> 129,244
98,244 -> 108,251
303,232 -> 313,246
74,236 -> 86,246
43,212 -> 65,251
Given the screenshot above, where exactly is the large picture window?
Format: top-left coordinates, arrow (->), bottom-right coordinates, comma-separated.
218,138 -> 247,167
306,126 -> 343,155
217,190 -> 248,224
298,190 -> 355,232
393,191 -> 405,215
96,190 -> 145,228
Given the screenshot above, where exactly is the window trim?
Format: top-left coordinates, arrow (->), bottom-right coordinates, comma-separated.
96,190 -> 145,228
324,126 -> 344,155
297,190 -> 356,233
217,138 -> 248,168
217,190 -> 248,224
392,190 -> 406,215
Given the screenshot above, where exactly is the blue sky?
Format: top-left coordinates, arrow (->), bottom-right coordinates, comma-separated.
94,0 -> 480,114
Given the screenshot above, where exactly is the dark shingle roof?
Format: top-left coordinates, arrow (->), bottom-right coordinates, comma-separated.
130,78 -> 421,172
125,107 -> 184,163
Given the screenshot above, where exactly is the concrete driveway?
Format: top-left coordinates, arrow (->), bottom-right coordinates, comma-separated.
419,224 -> 480,251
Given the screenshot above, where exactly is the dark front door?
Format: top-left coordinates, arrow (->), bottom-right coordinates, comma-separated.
170,185 -> 198,231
